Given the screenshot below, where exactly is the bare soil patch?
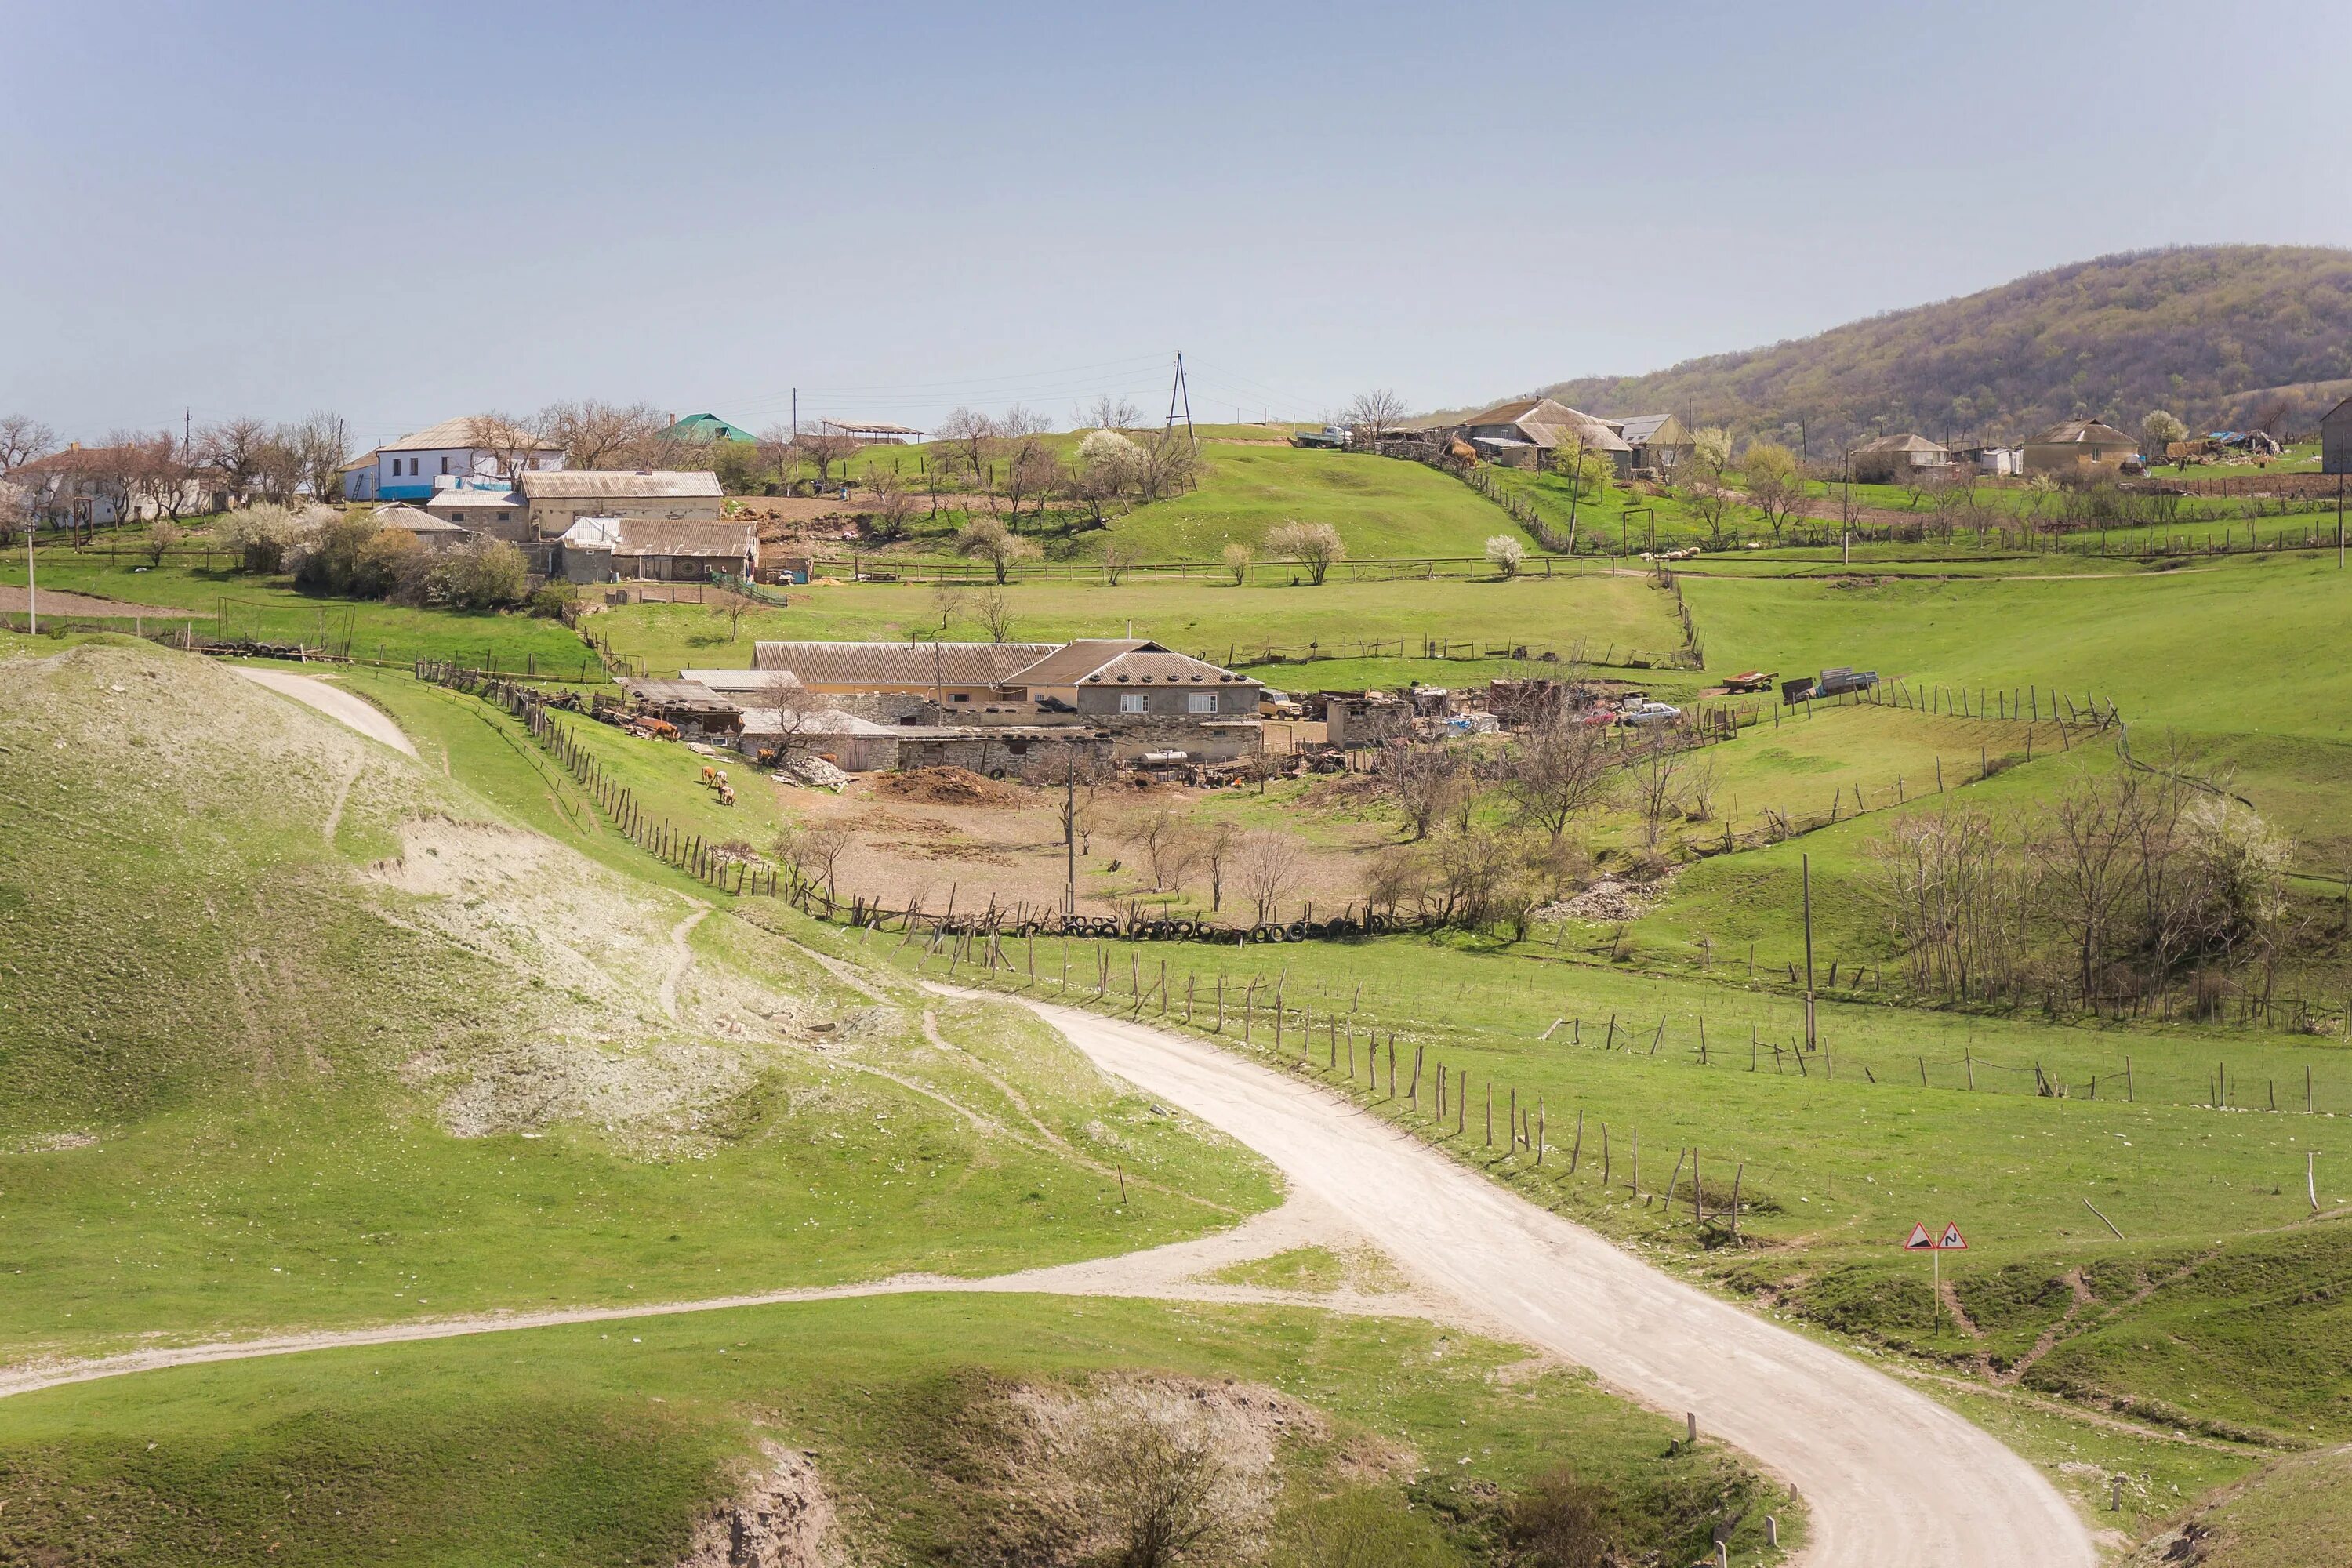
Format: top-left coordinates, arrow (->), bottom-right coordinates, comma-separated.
873,767 -> 1029,808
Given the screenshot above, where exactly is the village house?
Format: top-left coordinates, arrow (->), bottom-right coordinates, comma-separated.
1612,412 -> 1695,477
372,503 -> 473,550
348,416 -> 565,502
1848,432 -> 1951,484
514,469 -> 725,539
1000,639 -> 1263,760
2022,417 -> 2138,479
1452,397 -> 1633,472
13,442 -> 220,526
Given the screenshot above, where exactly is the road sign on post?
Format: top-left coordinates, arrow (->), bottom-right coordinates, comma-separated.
1907,1219 -> 1968,1325
1904,1221 -> 1934,1250
1939,1222 -> 1968,1251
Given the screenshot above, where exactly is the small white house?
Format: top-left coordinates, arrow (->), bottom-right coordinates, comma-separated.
363,416 -> 564,502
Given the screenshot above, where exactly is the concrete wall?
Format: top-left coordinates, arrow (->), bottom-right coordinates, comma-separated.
526,495 -> 724,539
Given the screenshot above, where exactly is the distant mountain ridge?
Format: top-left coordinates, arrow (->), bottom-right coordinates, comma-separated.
1527,245 -> 2352,449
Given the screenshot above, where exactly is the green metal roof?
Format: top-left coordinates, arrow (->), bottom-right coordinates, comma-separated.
662,412 -> 757,444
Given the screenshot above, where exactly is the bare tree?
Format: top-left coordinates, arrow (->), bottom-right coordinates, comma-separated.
1624,733 -> 1687,849
0,415 -> 58,477
1220,542 -> 1252,586
463,412 -> 549,483
774,821 -> 855,900
1200,822 -> 1240,912
934,407 -> 999,483
1073,1385 -> 1267,1568
867,472 -> 919,542
1003,435 -> 1058,517
975,587 -> 1018,643
281,412 -> 352,502
928,585 -> 967,634
797,427 -> 861,487
541,400 -> 667,469
1359,842 -> 1432,920
1263,520 -> 1345,586
1232,830 -> 1304,924
1341,389 -> 1407,444
1501,715 -> 1613,840
1381,742 -> 1465,842
1078,394 -> 1142,431
249,432 -> 306,506
1102,539 -> 1142,586
1135,429 -> 1198,501
195,416 -> 272,499
1121,806 -> 1203,893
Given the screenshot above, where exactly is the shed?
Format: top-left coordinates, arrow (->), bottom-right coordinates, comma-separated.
1848,433 -> 1951,485
2321,397 -> 2352,475
617,678 -> 742,732
372,503 -> 473,549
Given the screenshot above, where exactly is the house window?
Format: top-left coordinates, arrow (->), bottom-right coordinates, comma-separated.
1120,692 -> 1148,713
1186,691 -> 1217,713
440,456 -> 451,474
949,692 -> 969,702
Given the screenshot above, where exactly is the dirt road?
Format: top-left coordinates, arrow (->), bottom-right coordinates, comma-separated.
231,666 -> 417,757
1015,998 -> 2096,1568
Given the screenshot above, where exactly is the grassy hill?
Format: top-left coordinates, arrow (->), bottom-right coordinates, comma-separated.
1536,245 -> 2352,446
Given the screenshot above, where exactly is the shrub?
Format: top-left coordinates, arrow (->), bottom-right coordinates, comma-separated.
1263,520 -> 1345,585
432,536 -> 528,611
1485,534 -> 1526,577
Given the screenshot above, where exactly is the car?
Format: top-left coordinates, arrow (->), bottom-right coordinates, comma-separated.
1621,702 -> 1682,726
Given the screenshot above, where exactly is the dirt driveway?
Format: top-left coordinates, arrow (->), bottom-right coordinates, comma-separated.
232,666 -> 417,757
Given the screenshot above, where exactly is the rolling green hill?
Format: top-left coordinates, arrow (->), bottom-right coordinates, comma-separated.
1537,245 -> 2352,446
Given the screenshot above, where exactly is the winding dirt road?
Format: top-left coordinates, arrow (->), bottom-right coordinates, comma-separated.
1013,998 -> 2095,1568
231,666 -> 417,757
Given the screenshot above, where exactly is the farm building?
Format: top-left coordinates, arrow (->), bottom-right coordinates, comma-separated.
750,641 -> 1058,706
372,503 -> 473,549
616,678 -> 742,735
1951,442 -> 2020,476
358,416 -> 564,502
2023,418 -> 2137,478
515,469 -> 725,539
2318,397 -> 2352,474
423,485 -> 525,539
1324,694 -> 1414,749
736,638 -> 1263,762
821,419 -> 925,445
1453,398 -> 1633,472
1848,433 -> 1951,484
554,517 -> 757,583
1613,413 -> 1694,476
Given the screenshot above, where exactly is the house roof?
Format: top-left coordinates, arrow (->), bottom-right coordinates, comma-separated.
516,469 -> 724,500
2029,418 -> 2136,449
751,641 -> 1059,688
740,706 -> 900,738
1456,397 -> 1631,451
683,667 -> 803,693
1615,413 -> 1685,447
422,488 -> 521,516
821,419 -> 925,437
662,413 -> 756,443
559,515 -> 623,549
373,503 -> 467,533
1853,433 -> 1948,455
341,450 -> 379,472
1006,639 -> 1252,688
615,519 -> 754,557
382,416 -> 561,454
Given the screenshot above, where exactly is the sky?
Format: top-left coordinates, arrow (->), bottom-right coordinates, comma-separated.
6,0 -> 2349,448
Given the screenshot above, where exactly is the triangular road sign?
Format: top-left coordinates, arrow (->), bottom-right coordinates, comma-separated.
1939,1222 -> 1968,1251
1904,1221 -> 1934,1250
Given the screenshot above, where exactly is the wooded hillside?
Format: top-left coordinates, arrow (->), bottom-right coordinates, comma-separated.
1537,245 -> 2352,448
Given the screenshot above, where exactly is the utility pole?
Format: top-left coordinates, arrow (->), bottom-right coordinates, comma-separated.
1802,854 -> 1817,1052
2337,471 -> 2344,570
1063,756 -> 1078,915
24,522 -> 34,636
1164,351 -> 1198,454
1842,450 -> 1853,566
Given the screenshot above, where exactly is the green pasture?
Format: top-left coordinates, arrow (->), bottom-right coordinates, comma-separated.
595,569 -> 1689,677
0,1293 -> 1789,1568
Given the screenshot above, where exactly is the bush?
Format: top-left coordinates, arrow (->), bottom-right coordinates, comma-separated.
432,536 -> 528,611
528,579 -> 580,619
292,515 -> 420,600
1485,534 -> 1526,577
219,503 -> 325,574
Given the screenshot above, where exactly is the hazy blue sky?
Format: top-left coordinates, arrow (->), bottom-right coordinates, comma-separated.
6,0 -> 2347,445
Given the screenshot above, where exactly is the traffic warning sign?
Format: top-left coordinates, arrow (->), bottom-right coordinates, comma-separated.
1939,1222 -> 1968,1251
1904,1222 -> 1934,1250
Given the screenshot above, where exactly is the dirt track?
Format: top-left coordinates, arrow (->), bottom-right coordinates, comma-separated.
1014,997 -> 2096,1568
230,666 -> 417,757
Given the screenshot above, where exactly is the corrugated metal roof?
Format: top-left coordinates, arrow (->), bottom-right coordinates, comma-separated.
383,416 -> 562,453
752,641 -> 1058,688
615,519 -> 753,557
2029,418 -> 2135,448
1853,433 -> 1948,455
561,516 -> 623,549
517,469 -> 724,499
1615,413 -> 1680,446
422,488 -> 521,516
683,667 -> 803,692
1007,639 -> 1250,687
373,503 -> 466,533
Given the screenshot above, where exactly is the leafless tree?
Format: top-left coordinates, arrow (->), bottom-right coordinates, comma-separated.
975,587 -> 1018,643
1429,824 -> 1540,934
1078,394 -> 1142,431
1342,389 -> 1407,444
1359,842 -> 1432,920
463,412 -> 549,482
934,407 -> 999,483
867,472 -> 919,542
928,585 -> 967,634
707,588 -> 757,641
1003,435 -> 1058,517
1199,822 -> 1240,912
958,517 -> 1039,583
775,820 -> 855,900
1624,732 -> 1687,849
0,415 -> 58,477
998,405 -> 1052,438
1135,428 -> 1198,501
1501,715 -> 1613,840
1678,755 -> 1722,822
541,400 -> 666,469
283,412 -> 352,502
1220,542 -> 1251,585
196,416 -> 272,499
1121,806 -> 1203,893
1233,830 -> 1303,924
249,432 -> 306,506
1073,1385 -> 1266,1568
1102,539 -> 1142,586
1380,742 -> 1465,842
